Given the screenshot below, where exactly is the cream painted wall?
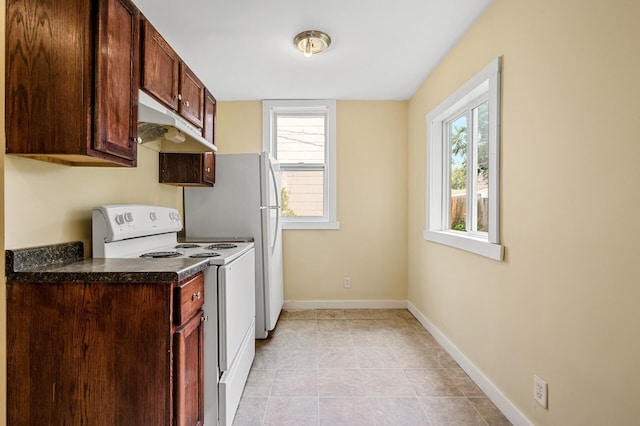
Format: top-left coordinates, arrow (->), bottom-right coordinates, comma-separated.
5,147 -> 182,256
216,101 -> 263,154
408,0 -> 640,424
216,100 -> 409,302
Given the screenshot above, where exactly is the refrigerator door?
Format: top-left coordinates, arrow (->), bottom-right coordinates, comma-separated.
260,154 -> 284,332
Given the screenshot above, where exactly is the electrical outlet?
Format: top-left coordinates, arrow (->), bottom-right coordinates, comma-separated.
534,375 -> 548,408
343,277 -> 351,288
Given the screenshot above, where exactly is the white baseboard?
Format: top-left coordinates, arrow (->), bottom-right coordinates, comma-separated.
283,300 -> 408,310
407,301 -> 533,426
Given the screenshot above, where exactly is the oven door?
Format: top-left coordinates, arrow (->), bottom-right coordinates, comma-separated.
218,248 -> 255,371
217,248 -> 256,426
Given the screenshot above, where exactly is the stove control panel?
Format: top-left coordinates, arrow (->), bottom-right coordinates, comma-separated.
92,204 -> 183,243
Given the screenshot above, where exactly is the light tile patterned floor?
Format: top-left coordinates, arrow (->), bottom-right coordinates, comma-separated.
233,309 -> 511,426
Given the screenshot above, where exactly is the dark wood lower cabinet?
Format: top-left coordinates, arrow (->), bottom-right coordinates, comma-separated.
7,273 -> 204,426
174,312 -> 205,426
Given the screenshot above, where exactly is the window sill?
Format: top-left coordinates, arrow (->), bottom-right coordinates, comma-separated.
283,221 -> 340,230
423,230 -> 504,261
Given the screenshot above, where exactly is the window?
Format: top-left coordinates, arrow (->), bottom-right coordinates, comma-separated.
424,58 -> 503,260
263,100 -> 339,229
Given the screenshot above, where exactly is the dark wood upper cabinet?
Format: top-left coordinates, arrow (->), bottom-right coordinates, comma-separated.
203,152 -> 216,185
202,90 -> 217,184
179,63 -> 206,128
203,89 -> 217,145
141,21 -> 205,129
5,0 -> 140,167
159,152 -> 215,187
158,89 -> 216,186
140,18 -> 180,111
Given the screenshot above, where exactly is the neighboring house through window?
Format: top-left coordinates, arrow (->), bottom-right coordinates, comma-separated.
263,100 -> 339,229
424,58 -> 503,260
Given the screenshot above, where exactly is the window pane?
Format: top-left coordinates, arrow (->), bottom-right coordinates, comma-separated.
449,115 -> 467,231
474,101 -> 489,232
280,170 -> 324,217
276,115 -> 325,164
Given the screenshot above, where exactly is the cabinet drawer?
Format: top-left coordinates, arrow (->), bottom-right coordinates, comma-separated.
174,273 -> 204,325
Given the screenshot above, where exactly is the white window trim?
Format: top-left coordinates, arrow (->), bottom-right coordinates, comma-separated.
423,57 -> 503,261
262,100 -> 339,230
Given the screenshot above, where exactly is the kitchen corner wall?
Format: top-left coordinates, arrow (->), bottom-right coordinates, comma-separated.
216,101 -> 409,303
407,0 -> 640,424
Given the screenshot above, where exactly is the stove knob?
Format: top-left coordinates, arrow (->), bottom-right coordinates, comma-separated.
124,212 -> 134,222
115,214 -> 125,225
149,212 -> 157,221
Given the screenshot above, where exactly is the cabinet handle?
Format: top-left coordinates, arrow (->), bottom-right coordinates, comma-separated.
192,291 -> 201,300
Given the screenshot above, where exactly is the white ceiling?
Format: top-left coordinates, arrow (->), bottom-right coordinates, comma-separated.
132,0 -> 493,101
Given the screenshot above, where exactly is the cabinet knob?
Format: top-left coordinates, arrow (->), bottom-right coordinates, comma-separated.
177,94 -> 182,101
134,137 -> 142,143
206,168 -> 211,172
192,291 -> 202,300
183,100 -> 190,108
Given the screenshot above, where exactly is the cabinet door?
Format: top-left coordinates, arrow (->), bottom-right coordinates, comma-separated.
203,153 -> 216,185
203,90 -> 217,145
93,0 -> 139,163
174,311 -> 205,426
179,63 -> 205,128
5,0 -> 88,156
141,19 -> 180,110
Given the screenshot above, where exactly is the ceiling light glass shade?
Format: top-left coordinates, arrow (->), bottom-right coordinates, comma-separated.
294,30 -> 331,57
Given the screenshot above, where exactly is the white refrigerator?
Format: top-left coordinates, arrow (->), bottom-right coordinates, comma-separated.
184,152 -> 284,339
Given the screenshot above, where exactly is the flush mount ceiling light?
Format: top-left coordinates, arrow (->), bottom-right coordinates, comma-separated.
294,30 -> 331,58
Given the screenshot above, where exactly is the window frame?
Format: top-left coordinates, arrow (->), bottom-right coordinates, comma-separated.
424,58 -> 503,261
262,99 -> 339,230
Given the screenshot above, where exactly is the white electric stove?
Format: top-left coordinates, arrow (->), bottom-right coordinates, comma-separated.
92,204 -> 255,426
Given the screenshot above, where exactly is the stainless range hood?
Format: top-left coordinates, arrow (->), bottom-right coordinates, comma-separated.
137,91 -> 217,153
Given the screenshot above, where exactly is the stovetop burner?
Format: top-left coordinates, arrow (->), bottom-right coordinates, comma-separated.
175,243 -> 201,249
205,243 -> 238,250
189,252 -> 221,258
140,251 -> 182,258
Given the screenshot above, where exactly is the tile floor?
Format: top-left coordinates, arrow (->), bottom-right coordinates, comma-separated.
232,309 -> 511,426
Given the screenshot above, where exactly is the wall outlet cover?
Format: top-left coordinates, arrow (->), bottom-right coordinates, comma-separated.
534,375 -> 548,409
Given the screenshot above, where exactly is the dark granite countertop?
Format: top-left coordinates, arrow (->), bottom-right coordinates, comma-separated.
6,241 -> 209,283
